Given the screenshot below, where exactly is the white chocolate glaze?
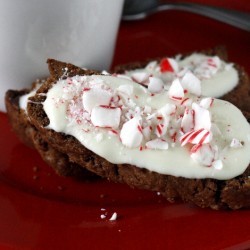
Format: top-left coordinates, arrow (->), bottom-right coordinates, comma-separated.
43,75 -> 250,180
19,83 -> 41,111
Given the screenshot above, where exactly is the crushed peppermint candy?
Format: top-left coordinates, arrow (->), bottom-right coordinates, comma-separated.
180,128 -> 211,147
160,58 -> 173,72
230,138 -> 243,148
82,88 -> 112,113
191,144 -> 218,167
148,77 -> 164,93
199,97 -> 214,109
123,54 -> 235,99
109,212 -> 118,221
91,106 -> 121,129
194,56 -> 221,78
180,71 -> 201,96
168,78 -> 184,101
120,117 -> 143,148
100,208 -> 118,221
54,70 -> 244,171
131,72 -> 150,85
181,108 -> 194,133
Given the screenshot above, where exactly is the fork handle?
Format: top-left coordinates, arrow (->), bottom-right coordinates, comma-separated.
157,3 -> 250,31
122,2 -> 250,32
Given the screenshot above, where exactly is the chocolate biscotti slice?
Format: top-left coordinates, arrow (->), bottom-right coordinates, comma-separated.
27,59 -> 250,209
5,82 -> 94,178
114,46 -> 250,113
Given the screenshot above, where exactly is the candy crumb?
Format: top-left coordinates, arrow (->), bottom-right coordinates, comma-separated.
109,212 -> 118,221
230,138 -> 243,148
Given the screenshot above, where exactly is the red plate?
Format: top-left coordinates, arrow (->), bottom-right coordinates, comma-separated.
1,4 -> 250,249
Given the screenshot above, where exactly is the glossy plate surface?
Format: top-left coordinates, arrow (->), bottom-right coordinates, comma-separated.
1,3 -> 250,249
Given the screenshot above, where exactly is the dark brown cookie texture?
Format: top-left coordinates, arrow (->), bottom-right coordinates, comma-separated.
24,56 -> 250,210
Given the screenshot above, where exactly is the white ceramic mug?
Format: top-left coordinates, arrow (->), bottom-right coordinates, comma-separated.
0,0 -> 124,112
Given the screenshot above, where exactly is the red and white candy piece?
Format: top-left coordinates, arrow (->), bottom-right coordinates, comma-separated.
160,58 -> 178,73
120,117 -> 143,148
82,88 -> 112,113
181,108 -> 195,133
168,78 -> 184,101
190,144 -> 217,167
180,97 -> 192,107
207,56 -> 221,70
195,56 -> 221,78
131,72 -> 150,85
180,128 -> 211,146
181,71 -> 201,96
192,103 -> 211,131
146,138 -> 169,150
168,58 -> 179,72
148,77 -> 164,93
169,128 -> 178,142
199,97 -> 214,109
91,106 -> 121,129
155,122 -> 168,137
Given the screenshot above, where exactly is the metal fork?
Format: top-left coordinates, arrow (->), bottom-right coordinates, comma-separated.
122,0 -> 250,32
